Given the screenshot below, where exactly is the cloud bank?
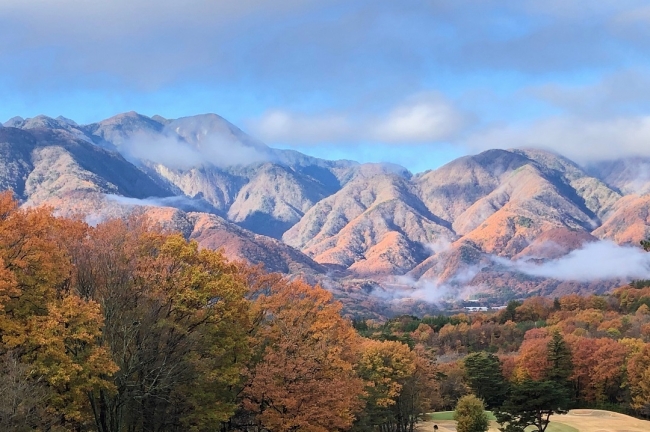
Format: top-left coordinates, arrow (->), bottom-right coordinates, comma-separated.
373,265 -> 482,304
3,0 -> 650,168
465,114 -> 650,163
494,241 -> 650,282
252,93 -> 468,145
120,132 -> 269,169
105,194 -> 216,213
373,240 -> 650,305
4,0 -> 649,90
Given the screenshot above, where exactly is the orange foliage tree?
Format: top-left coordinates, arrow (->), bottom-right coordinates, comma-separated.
569,337 -> 628,403
515,329 -> 550,380
243,278 -> 364,432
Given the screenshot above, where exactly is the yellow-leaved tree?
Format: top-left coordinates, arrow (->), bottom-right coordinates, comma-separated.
0,192 -> 116,430
354,339 -> 417,431
67,216 -> 251,432
628,343 -> 650,416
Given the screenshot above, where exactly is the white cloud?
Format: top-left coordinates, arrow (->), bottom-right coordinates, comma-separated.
374,95 -> 467,142
527,69 -> 650,117
105,194 -> 215,213
494,241 -> 650,281
460,70 -> 650,163
120,131 -> 269,169
0,0 -> 312,40
251,93 -> 468,145
122,134 -> 204,169
464,115 -> 650,162
424,239 -> 453,255
253,111 -> 353,144
372,265 -> 482,304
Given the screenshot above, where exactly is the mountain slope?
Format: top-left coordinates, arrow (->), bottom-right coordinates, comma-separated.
143,207 -> 326,275
283,164 -> 456,275
0,126 -> 171,208
2,111 -> 650,312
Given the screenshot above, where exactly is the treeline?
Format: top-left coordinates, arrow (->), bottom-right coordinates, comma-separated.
357,284 -> 650,420
0,192 -> 440,432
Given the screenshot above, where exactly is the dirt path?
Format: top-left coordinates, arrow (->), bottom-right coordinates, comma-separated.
418,409 -> 650,432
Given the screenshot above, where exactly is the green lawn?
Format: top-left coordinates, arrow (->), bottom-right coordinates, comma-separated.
429,411 -> 497,421
427,412 -> 577,432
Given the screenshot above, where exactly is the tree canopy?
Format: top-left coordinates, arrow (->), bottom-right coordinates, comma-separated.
454,395 -> 489,432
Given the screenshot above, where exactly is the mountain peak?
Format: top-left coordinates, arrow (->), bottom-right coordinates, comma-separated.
151,114 -> 172,125
21,115 -> 68,130
56,116 -> 79,126
98,111 -> 154,124
3,116 -> 25,128
164,113 -> 268,152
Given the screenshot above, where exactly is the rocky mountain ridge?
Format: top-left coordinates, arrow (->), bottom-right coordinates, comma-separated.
2,112 -> 650,313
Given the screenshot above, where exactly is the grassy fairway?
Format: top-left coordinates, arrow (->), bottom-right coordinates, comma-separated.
422,409 -> 650,432
429,411 -> 497,421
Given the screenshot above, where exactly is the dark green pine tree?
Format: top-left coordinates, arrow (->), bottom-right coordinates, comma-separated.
553,297 -> 561,311
500,300 -> 521,324
463,352 -> 508,409
495,380 -> 569,432
641,237 -> 650,252
546,330 -> 572,385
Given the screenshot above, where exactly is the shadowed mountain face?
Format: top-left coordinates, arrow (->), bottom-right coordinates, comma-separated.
2,111 -> 650,310
0,126 -> 170,204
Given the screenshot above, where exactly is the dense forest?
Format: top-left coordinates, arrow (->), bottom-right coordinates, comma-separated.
1,190 -> 650,432
355,280 -> 650,430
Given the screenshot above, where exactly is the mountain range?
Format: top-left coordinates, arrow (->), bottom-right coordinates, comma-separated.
2,112 -> 650,316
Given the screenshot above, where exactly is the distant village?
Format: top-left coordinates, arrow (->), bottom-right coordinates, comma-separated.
460,299 -> 507,312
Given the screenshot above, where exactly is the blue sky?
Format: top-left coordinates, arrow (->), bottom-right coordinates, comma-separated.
2,0 -> 650,172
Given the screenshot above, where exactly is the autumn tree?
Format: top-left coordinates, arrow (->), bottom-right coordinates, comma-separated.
515,297 -> 553,323
454,395 -> 489,432
569,337 -> 628,403
515,330 -> 550,381
398,346 -> 442,430
68,216 -> 251,432
628,343 -> 650,416
354,339 -> 417,432
0,192 -> 116,429
0,350 -> 52,431
437,361 -> 470,410
243,278 -> 364,432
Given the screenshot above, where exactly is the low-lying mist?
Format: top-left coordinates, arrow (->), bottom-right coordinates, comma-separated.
494,240 -> 650,282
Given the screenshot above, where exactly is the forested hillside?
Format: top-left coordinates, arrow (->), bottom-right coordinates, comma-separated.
2,189 -> 650,431
357,280 -> 650,426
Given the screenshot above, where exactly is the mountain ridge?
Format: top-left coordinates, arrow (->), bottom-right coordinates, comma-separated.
2,111 -> 650,312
